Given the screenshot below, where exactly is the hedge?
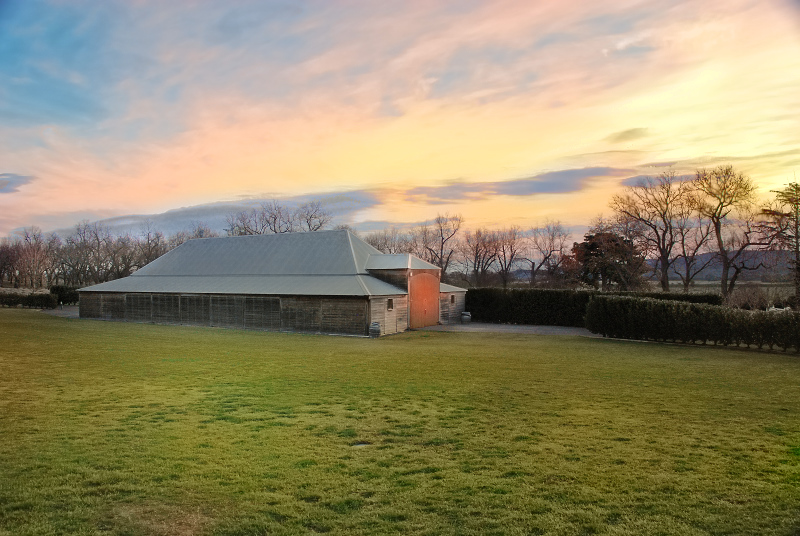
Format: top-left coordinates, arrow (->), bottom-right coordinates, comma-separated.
612,291 -> 723,306
585,295 -> 800,351
49,285 -> 80,305
0,293 -> 58,309
465,288 -> 722,328
466,289 -> 592,327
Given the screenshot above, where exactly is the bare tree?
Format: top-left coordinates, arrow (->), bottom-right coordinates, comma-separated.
364,227 -> 413,254
693,165 -> 773,299
226,200 -> 330,235
332,224 -> 360,236
610,171 -> 688,291
422,213 -> 464,277
15,227 -> 63,288
226,202 -> 281,235
60,221 -> 115,284
62,222 -> 93,286
169,221 -> 219,249
408,224 -> 435,263
225,210 -> 258,236
672,194 -> 715,293
262,200 -> 297,233
495,226 -> 523,289
295,201 -> 332,232
225,205 -> 272,235
0,238 -> 21,287
189,221 -> 218,239
107,234 -> 138,280
525,220 -> 570,287
136,220 -> 168,268
459,228 -> 498,287
763,182 -> 800,299
87,222 -> 115,283
17,227 -> 47,288
43,232 -> 63,287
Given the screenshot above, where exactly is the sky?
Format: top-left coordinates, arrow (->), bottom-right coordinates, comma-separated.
1,0 -> 799,238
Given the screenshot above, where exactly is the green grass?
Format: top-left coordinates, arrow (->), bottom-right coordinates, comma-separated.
1,309 -> 799,535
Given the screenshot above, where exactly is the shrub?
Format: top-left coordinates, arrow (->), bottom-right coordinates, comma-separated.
726,285 -> 768,310
0,292 -> 58,309
585,295 -> 800,351
49,285 -> 80,305
465,288 -> 722,328
612,290 -> 723,306
24,293 -> 58,309
465,288 -> 591,327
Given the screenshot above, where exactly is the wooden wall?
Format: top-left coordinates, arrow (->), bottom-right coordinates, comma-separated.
439,292 -> 466,324
368,269 -> 408,290
79,292 -> 370,336
369,295 -> 408,335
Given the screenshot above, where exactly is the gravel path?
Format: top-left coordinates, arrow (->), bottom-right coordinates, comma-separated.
40,305 -> 79,319
420,322 -> 600,337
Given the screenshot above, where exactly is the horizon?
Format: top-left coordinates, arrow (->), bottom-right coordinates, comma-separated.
2,0 -> 799,238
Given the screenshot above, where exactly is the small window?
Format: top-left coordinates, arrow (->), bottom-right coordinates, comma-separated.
387,299 -> 394,311
450,295 -> 455,304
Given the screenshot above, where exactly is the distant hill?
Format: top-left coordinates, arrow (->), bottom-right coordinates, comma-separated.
668,250 -> 793,282
509,250 -> 795,285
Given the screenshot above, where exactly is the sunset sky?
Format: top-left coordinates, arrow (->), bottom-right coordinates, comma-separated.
1,0 -> 799,238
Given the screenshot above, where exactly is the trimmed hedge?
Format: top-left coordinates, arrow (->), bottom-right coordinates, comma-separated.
466,289 -> 592,327
0,293 -> 58,309
612,291 -> 723,306
465,288 -> 723,328
586,295 -> 800,351
50,285 -> 80,305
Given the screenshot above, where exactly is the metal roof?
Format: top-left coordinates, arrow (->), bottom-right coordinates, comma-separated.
134,229 -> 382,277
365,253 -> 440,271
80,230 -> 421,297
440,283 -> 467,293
81,274 -> 407,297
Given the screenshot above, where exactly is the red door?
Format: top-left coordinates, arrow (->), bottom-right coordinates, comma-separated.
409,273 -> 439,328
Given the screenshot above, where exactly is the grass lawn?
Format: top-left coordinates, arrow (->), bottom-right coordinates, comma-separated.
1,309 -> 799,535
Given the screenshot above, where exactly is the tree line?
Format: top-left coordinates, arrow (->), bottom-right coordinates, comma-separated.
0,199 -> 341,289
2,166 -> 798,301
0,220 -> 220,289
362,216 -> 574,290
360,165 -> 800,301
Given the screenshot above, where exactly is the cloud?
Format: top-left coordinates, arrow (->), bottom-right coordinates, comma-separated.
621,174 -> 694,187
405,167 -> 631,203
48,189 -> 384,237
643,161 -> 678,168
1,1 -> 799,237
0,173 -> 34,193
641,148 -> 800,171
508,167 -> 628,194
605,128 -> 649,143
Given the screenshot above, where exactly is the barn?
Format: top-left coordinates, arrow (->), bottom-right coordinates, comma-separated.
78,229 -> 466,336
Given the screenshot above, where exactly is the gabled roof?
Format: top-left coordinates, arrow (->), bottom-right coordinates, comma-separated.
81,230 -> 416,297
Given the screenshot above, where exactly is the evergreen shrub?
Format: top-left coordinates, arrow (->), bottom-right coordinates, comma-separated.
466,289 -> 592,327
0,293 -> 58,309
49,285 -> 80,305
585,295 -> 800,351
465,288 -> 722,328
613,291 -> 723,306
